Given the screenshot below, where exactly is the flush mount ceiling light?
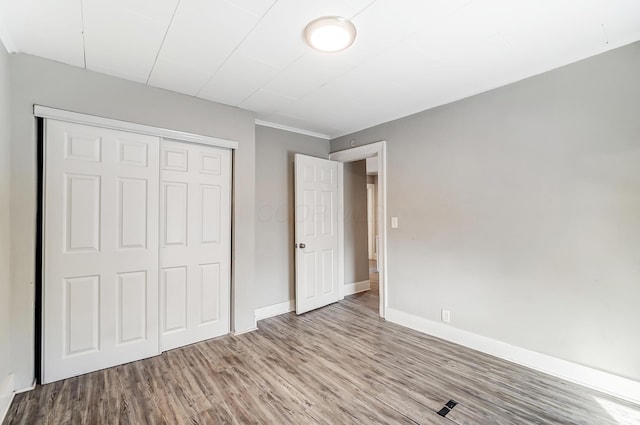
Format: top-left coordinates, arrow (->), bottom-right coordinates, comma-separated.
304,16 -> 357,52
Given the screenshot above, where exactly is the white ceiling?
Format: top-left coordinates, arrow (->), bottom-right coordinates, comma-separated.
1,0 -> 639,138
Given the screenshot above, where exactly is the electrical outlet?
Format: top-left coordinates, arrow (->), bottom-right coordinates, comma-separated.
441,309 -> 451,323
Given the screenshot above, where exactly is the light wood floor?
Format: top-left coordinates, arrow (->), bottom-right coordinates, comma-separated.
5,269 -> 640,424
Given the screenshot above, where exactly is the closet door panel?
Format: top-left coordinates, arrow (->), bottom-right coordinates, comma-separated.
43,120 -> 160,383
160,140 -> 231,351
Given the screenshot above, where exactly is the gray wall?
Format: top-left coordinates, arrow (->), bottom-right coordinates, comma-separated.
331,42 -> 640,381
0,41 -> 13,407
255,125 -> 328,308
343,161 -> 369,284
8,53 -> 257,390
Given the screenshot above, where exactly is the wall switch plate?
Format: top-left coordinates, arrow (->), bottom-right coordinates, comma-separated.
391,216 -> 399,228
441,309 -> 451,323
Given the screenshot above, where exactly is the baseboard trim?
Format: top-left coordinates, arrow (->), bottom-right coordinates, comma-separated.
0,375 -> 35,422
385,308 -> 640,406
344,280 -> 370,296
255,300 -> 295,322
232,327 -> 258,337
0,391 -> 15,424
0,374 -> 15,424
15,380 -> 36,394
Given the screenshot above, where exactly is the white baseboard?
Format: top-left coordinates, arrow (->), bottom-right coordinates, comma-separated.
0,392 -> 15,425
15,380 -> 36,394
344,280 -> 370,296
0,374 -> 15,424
1,376 -> 35,422
255,300 -> 295,322
232,327 -> 258,336
386,308 -> 640,406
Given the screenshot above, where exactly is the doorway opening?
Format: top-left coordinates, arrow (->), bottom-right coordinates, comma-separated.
330,141 -> 387,318
366,160 -> 380,305
340,159 -> 377,314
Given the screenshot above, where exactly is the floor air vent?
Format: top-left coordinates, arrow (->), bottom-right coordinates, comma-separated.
436,399 -> 458,417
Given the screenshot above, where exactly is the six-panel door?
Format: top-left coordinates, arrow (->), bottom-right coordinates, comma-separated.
43,120 -> 233,383
43,120 -> 160,383
160,140 -> 231,351
294,154 -> 340,314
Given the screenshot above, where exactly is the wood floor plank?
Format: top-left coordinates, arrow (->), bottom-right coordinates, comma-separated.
375,388 -> 451,425
4,266 -> 640,424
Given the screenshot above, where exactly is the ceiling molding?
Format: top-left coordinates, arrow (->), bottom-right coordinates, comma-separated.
0,15 -> 17,53
255,119 -> 330,140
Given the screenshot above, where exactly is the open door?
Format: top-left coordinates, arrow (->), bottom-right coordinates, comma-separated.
294,154 -> 340,314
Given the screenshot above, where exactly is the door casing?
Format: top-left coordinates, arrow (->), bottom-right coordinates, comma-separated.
330,141 -> 388,318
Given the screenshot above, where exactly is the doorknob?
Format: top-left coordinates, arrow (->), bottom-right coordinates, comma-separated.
298,243 -> 306,249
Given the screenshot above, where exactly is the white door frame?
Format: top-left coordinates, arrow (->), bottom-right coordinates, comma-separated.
329,141 -> 387,318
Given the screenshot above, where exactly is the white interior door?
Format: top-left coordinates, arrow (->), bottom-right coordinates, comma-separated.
43,120 -> 159,383
160,140 -> 231,351
294,154 -> 340,314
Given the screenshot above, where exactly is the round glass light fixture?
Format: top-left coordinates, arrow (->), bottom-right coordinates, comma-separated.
304,16 -> 356,52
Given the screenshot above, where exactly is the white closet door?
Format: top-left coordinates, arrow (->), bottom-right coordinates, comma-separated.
160,140 -> 231,351
43,120 -> 160,383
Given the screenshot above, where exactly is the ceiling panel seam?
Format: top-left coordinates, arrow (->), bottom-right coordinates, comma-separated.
145,0 -> 182,85
194,0 -> 279,97
237,52 -> 305,106
350,0 -> 378,21
80,0 -> 86,68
